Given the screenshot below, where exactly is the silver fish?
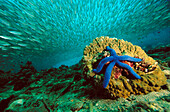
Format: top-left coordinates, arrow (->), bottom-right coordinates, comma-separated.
10,46 -> 22,50
0,36 -> 12,40
0,0 -> 169,72
9,31 -> 22,35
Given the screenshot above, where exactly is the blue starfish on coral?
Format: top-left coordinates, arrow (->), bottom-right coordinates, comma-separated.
93,46 -> 142,88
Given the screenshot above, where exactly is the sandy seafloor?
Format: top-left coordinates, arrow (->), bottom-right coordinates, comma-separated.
0,45 -> 170,112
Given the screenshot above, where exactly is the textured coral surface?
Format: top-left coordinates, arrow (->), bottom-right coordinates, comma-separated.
82,36 -> 167,98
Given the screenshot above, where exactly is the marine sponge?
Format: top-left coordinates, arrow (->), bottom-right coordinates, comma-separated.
82,36 -> 167,99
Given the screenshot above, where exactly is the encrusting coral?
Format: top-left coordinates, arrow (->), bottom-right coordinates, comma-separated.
82,36 -> 167,99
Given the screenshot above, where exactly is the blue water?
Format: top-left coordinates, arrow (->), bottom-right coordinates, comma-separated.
53,27 -> 170,69
0,0 -> 169,72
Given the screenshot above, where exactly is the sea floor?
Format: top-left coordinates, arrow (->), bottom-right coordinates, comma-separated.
0,45 -> 169,112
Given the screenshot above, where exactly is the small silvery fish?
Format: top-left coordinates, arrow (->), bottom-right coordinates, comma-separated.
17,43 -> 27,47
0,36 -> 12,40
9,31 -> 22,35
10,46 -> 21,50
0,18 -> 10,27
2,55 -> 8,57
0,0 -> 169,72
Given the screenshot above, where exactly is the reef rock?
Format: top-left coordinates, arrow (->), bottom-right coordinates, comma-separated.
82,36 -> 167,99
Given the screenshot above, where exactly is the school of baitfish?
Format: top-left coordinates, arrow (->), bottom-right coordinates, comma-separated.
0,0 -> 169,71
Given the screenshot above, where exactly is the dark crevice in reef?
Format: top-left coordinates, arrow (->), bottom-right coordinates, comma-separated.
0,95 -> 15,112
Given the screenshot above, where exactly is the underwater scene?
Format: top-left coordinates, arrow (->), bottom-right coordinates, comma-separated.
0,0 -> 170,111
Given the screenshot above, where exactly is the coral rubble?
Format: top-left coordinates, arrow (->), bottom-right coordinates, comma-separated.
82,36 -> 167,98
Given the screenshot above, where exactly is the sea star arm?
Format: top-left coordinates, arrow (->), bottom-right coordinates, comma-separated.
103,61 -> 115,88
118,55 -> 142,62
106,46 -> 117,56
116,61 -> 141,79
93,56 -> 114,73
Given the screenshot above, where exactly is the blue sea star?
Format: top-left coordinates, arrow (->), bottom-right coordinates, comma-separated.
93,46 -> 142,88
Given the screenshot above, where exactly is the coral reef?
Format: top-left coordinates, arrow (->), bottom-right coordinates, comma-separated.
82,36 -> 167,98
0,36 -> 169,111
10,61 -> 37,91
146,44 -> 170,68
0,59 -> 169,111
